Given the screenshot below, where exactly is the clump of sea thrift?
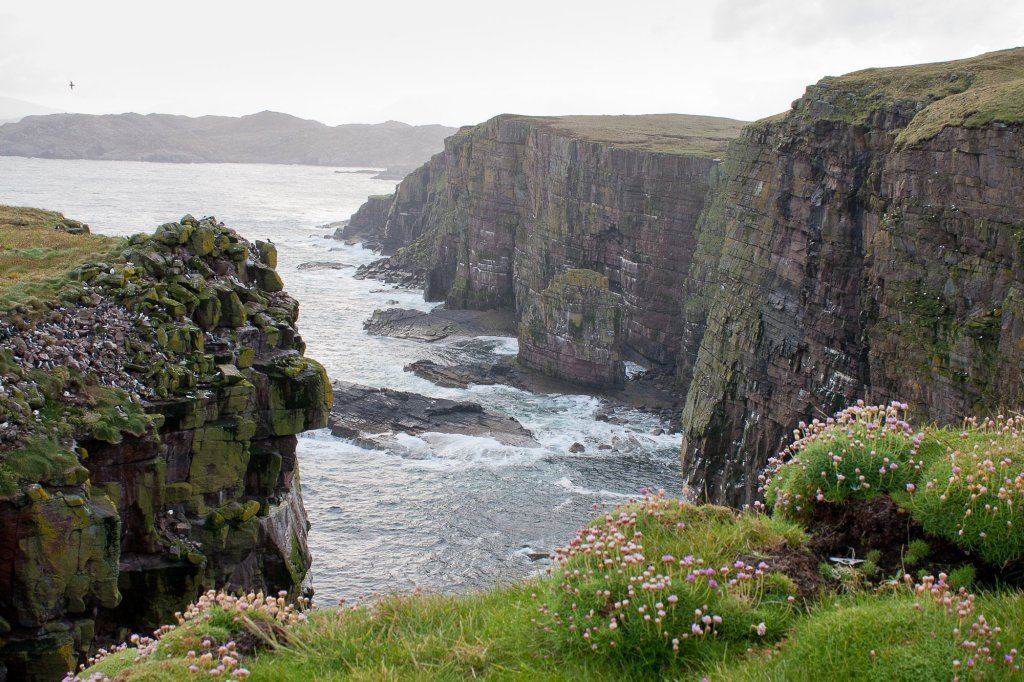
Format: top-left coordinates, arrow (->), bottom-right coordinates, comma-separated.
910,415 -> 1024,566
537,490 -> 800,668
63,590 -> 308,681
762,401 -> 921,519
879,573 -> 1020,681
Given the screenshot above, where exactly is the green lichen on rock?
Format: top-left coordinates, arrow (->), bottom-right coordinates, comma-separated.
0,212 -> 328,678
518,269 -> 624,387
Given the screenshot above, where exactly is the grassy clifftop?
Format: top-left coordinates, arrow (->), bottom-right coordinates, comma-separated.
490,113 -> 748,157
792,47 -> 1024,145
0,206 -> 121,311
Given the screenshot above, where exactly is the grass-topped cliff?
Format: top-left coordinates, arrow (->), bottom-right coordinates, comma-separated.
524,114 -> 748,157
790,46 -> 1024,145
0,206 -> 331,679
74,402 -> 1024,681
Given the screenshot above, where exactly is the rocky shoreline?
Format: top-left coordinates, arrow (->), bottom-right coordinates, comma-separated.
358,303 -> 682,433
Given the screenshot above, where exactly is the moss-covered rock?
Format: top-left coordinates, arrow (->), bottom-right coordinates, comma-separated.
0,215 -> 328,677
518,269 -> 624,387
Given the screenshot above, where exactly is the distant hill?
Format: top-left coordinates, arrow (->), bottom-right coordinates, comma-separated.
0,96 -> 61,124
0,111 -> 457,167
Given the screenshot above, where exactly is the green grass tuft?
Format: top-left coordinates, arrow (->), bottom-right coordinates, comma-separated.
0,436 -> 79,498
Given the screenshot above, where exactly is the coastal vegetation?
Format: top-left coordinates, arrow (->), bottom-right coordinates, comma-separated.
74,403 -> 1024,680
527,114 -> 748,157
0,206 -> 121,311
799,46 -> 1024,146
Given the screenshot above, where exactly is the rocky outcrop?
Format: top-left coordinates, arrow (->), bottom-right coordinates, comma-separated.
0,217 -> 331,679
338,194 -> 394,243
329,381 -> 538,448
364,307 -> 516,341
678,48 -> 1024,505
351,114 -> 747,386
518,269 -> 623,387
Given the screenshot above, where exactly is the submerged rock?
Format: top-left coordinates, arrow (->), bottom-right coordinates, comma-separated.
329,380 -> 538,448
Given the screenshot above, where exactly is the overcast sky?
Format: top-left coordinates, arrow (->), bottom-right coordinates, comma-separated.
2,0 -> 1023,128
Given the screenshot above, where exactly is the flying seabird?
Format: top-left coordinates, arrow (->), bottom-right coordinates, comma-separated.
69,80 -> 75,91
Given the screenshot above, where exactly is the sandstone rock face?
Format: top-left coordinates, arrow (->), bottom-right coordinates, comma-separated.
679,53 -> 1024,505
352,51 -> 1024,507
339,194 -> 394,243
518,269 -> 623,387
354,114 -> 745,385
0,217 -> 330,679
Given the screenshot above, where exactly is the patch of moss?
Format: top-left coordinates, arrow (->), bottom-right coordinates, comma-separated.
80,385 -> 156,444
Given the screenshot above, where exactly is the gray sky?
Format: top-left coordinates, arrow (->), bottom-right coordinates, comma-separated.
2,0 -> 1022,127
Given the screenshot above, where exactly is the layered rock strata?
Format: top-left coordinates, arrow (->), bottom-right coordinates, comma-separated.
518,269 -> 623,387
0,216 -> 331,679
351,49 -> 1024,507
678,48 -> 1024,504
350,114 -> 746,386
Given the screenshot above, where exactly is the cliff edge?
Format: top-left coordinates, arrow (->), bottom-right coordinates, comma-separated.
679,47 -> 1024,504
0,209 -> 331,679
349,113 -> 747,387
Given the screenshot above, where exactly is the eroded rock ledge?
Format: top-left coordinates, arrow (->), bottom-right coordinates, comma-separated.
0,216 -> 331,679
329,380 -> 538,448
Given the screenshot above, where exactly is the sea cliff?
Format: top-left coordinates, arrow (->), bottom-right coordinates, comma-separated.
350,48 -> 1024,506
0,211 -> 331,679
678,47 -> 1024,504
353,113 -> 746,386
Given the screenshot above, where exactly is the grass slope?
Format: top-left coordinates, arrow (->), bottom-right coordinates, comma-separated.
0,205 -> 121,311
75,405 -> 1024,681
497,113 -> 748,158
791,46 -> 1024,145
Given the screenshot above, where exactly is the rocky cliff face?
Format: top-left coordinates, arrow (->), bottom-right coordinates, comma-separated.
518,269 -> 624,387
355,114 -> 746,384
352,49 -> 1024,508
0,217 -> 331,679
679,48 -> 1024,505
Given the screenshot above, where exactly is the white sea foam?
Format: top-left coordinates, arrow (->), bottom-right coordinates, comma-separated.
552,477 -> 633,498
474,336 -> 519,355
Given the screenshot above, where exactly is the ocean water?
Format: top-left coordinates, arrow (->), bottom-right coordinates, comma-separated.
0,156 -> 682,604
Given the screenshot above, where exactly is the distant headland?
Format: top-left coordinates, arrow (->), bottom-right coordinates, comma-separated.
0,110 -> 456,173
